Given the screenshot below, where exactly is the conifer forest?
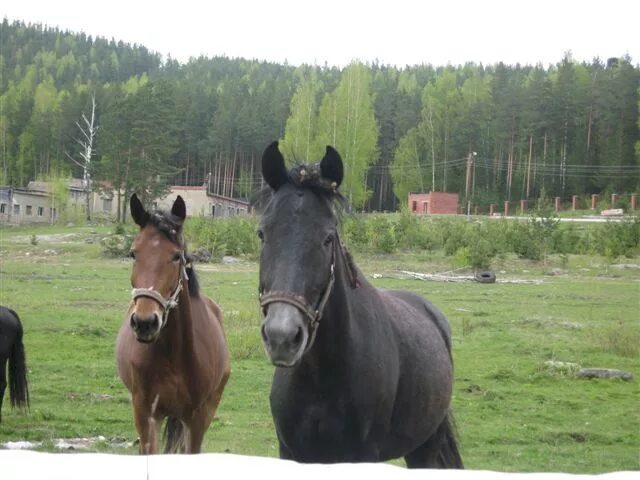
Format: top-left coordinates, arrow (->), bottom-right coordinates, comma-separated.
1,20 -> 638,216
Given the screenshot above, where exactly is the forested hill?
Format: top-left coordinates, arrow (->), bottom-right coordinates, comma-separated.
1,19 -> 638,215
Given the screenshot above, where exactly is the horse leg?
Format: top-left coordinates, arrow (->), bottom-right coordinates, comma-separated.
0,357 -> 7,422
278,439 -> 294,460
184,371 -> 230,454
133,402 -> 161,454
404,414 -> 463,469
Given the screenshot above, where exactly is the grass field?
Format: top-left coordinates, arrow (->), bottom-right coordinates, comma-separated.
0,224 -> 638,473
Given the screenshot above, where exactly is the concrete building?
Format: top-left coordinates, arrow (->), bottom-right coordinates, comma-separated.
155,186 -> 250,218
0,187 -> 56,225
408,192 -> 459,215
0,179 -> 120,225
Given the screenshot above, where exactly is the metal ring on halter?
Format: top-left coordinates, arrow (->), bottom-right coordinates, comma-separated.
259,240 -> 337,354
131,253 -> 187,329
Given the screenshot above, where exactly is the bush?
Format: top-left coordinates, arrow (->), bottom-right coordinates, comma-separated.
101,233 -> 133,257
185,216 -> 260,260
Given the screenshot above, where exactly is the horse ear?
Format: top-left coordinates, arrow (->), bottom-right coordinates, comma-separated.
262,141 -> 288,191
320,146 -> 344,188
171,195 -> 187,222
130,193 -> 149,227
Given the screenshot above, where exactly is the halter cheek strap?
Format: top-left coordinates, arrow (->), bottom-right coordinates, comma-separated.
258,230 -> 360,354
259,262 -> 335,353
131,257 -> 188,330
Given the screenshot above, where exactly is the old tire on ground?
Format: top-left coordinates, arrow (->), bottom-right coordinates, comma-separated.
474,271 -> 496,284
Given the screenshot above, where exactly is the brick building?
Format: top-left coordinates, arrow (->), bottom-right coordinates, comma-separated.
408,192 -> 459,215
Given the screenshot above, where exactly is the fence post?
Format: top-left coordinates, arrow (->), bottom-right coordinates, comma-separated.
611,193 -> 618,208
555,197 -> 561,212
591,194 -> 598,210
520,200 -> 527,215
489,204 -> 495,216
572,195 -> 578,211
504,201 -> 510,217
631,193 -> 637,211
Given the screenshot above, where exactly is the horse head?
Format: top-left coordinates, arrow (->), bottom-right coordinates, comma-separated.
128,194 -> 187,343
258,141 -> 345,367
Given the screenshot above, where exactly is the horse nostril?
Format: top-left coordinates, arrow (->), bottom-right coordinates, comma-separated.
261,324 -> 269,344
293,326 -> 303,346
151,314 -> 160,329
130,313 -> 138,329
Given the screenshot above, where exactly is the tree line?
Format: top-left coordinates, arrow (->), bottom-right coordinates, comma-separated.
1,19 -> 638,219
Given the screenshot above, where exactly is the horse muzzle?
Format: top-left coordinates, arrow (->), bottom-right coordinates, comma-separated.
261,303 -> 308,367
130,312 -> 162,343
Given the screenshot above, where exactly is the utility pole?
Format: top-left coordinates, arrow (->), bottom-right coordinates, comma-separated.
465,151 -> 477,216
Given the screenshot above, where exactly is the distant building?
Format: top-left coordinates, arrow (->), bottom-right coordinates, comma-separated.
0,179 -> 119,225
408,192 -> 459,215
0,186 -> 55,225
155,186 -> 250,218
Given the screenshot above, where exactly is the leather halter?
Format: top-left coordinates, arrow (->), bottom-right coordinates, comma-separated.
131,253 -> 188,330
259,232 -> 357,354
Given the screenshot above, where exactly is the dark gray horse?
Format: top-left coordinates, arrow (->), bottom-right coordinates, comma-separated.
257,142 -> 463,468
0,306 -> 29,422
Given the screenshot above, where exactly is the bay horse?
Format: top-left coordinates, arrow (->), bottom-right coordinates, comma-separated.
257,142 -> 463,468
116,194 -> 230,454
0,306 -> 30,422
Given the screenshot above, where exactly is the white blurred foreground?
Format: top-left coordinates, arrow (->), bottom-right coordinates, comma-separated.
0,450 -> 635,480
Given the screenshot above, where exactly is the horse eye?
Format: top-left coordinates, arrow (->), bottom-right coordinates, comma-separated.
257,229 -> 264,241
323,233 -> 334,247
129,251 -> 136,260
172,252 -> 182,262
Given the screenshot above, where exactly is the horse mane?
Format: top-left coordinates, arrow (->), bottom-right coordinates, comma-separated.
252,163 -> 347,220
146,209 -> 200,298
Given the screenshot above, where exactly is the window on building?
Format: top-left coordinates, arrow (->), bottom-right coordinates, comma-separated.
103,198 -> 112,212
26,205 -> 33,215
211,205 -> 216,216
50,207 -> 57,219
37,206 -> 44,216
0,203 -> 6,214
13,204 -> 20,215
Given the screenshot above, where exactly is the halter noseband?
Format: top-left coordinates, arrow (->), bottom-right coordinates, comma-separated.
259,232 -> 358,354
131,253 -> 189,330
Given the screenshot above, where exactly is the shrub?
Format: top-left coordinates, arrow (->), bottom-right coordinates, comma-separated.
370,216 -> 397,254
101,233 -> 133,257
185,216 -> 260,260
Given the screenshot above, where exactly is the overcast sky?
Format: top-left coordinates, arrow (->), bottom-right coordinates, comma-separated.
2,0 -> 638,68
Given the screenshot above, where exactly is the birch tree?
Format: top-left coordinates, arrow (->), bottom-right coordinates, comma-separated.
66,93 -> 97,220
280,69 -> 323,163
315,62 -> 379,209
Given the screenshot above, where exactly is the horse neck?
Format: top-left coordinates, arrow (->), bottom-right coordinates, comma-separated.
159,288 -> 195,354
305,251 -> 369,366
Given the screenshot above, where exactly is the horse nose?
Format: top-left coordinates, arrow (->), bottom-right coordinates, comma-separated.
261,304 -> 307,366
130,312 -> 160,338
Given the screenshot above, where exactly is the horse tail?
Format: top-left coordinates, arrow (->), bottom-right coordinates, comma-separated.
8,315 -> 30,411
436,412 -> 464,469
163,416 -> 184,453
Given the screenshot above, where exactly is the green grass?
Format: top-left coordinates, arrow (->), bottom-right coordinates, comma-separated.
0,225 -> 638,472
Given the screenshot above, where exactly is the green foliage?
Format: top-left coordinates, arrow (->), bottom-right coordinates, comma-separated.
339,213 -> 640,267
315,62 -> 379,208
100,233 -> 133,257
186,216 -> 260,260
